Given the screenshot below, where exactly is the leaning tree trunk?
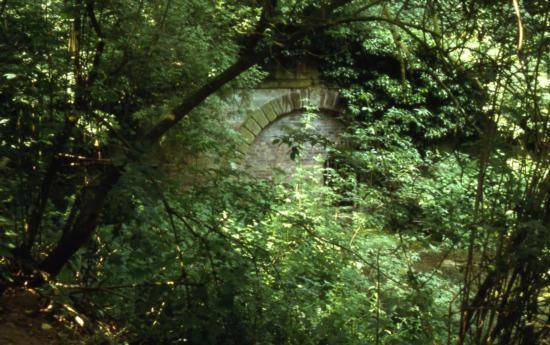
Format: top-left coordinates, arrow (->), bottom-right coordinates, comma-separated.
39,167 -> 121,277
38,56 -> 259,278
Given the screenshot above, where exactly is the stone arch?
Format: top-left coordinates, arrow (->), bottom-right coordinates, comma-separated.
237,87 -> 341,153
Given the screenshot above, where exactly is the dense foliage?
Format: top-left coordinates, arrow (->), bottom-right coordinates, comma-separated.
0,1 -> 548,344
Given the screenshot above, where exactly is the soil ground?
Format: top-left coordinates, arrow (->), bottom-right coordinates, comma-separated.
0,288 -> 85,345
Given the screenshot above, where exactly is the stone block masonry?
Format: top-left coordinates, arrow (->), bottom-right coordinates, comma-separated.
235,87 -> 343,178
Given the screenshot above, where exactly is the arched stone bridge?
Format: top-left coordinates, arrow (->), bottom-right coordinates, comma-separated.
234,81 -> 343,178
237,87 -> 341,154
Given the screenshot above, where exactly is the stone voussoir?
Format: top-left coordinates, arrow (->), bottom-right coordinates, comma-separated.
279,94 -> 295,114
268,99 -> 283,118
321,89 -> 339,110
236,143 -> 250,154
260,102 -> 278,122
250,109 -> 269,128
238,126 -> 256,143
299,88 -> 317,109
289,90 -> 303,110
307,88 -> 322,109
243,117 -> 262,135
319,89 -> 327,109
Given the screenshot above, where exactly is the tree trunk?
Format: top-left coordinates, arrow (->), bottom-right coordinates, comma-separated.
39,167 -> 121,277
38,55 -> 258,278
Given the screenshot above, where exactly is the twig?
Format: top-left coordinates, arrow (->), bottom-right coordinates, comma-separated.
58,280 -> 202,293
512,0 -> 524,52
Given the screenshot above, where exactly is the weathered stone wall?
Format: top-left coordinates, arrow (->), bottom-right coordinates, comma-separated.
242,111 -> 343,178
227,65 -> 343,178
